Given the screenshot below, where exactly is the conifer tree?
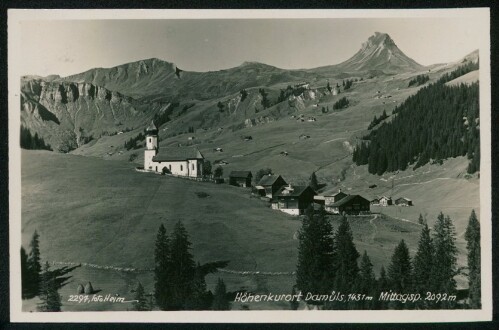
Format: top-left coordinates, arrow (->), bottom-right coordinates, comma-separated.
432,212 -> 458,308
212,278 -> 230,310
21,247 -> 30,299
185,263 -> 213,310
169,221 -> 196,309
418,214 -> 425,225
374,266 -> 389,310
358,251 -> 376,309
132,282 -> 149,311
412,224 -> 434,309
38,262 -> 62,312
465,210 -> 481,308
330,216 -> 359,309
289,287 -> 299,310
309,172 -> 319,191
154,224 -> 172,310
387,240 -> 412,309
27,230 -> 41,297
296,208 -> 335,307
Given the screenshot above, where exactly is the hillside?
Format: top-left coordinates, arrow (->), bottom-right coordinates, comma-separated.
61,58 -> 316,102
22,150 -> 434,311
19,32 -> 444,155
20,78 -> 167,152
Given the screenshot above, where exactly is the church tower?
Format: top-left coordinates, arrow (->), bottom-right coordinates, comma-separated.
144,121 -> 158,171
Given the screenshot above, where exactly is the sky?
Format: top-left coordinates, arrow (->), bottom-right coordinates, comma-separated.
19,17 -> 484,77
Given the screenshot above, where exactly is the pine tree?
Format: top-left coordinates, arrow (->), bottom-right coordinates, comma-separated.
296,208 -> 335,307
309,172 -> 319,191
132,282 -> 149,311
387,240 -> 412,309
185,263 -> 212,310
212,278 -> 230,310
27,230 -> 42,297
432,212 -> 458,308
154,224 -> 172,310
329,216 -> 359,309
465,210 -> 481,308
289,287 -> 299,310
21,247 -> 30,299
214,166 -> 223,178
412,224 -> 434,309
418,213 -> 425,225
38,262 -> 62,312
169,221 -> 196,309
358,251 -> 376,309
375,266 -> 389,309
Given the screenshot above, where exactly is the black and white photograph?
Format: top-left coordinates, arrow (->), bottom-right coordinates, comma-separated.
8,9 -> 492,323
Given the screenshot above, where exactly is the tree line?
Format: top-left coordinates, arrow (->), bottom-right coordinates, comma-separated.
295,209 -> 480,309
21,231 -> 77,311
20,126 -> 52,151
408,74 -> 429,87
352,63 -> 480,175
152,221 -> 230,310
367,110 -> 389,130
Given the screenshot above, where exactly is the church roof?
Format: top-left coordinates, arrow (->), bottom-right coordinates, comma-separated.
146,121 -> 158,134
153,146 -> 204,162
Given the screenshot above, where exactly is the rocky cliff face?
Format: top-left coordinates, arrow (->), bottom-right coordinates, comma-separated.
21,78 -> 155,152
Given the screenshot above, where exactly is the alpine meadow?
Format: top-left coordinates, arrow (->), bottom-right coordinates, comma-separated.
17,18 -> 485,315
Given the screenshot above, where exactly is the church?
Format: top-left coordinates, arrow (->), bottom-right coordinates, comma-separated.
143,121 -> 205,178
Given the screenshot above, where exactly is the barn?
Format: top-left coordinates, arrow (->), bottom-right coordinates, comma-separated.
272,185 -> 317,215
395,197 -> 413,206
327,195 -> 370,215
229,171 -> 253,187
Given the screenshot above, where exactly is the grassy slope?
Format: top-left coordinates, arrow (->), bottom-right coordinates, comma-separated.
22,150 -> 430,311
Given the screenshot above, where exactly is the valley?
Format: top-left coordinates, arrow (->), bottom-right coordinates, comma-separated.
19,31 -> 481,311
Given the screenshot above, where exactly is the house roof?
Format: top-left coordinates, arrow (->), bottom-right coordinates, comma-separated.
258,174 -> 285,186
153,146 -> 204,162
275,185 -> 315,198
329,195 -> 369,207
379,196 -> 392,200
229,171 -> 252,178
396,197 -> 412,202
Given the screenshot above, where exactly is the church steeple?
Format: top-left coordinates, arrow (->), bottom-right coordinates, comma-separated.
145,120 -> 158,150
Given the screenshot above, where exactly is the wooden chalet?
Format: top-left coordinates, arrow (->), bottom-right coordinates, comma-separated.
229,171 -> 253,187
326,195 -> 370,215
256,174 -> 288,198
271,185 -> 317,215
378,196 -> 393,207
395,197 -> 413,206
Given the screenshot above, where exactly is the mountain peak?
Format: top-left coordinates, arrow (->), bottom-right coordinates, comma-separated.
337,32 -> 424,74
361,32 -> 396,52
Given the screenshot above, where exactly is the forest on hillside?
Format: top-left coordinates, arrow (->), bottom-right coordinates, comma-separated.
353,62 -> 480,175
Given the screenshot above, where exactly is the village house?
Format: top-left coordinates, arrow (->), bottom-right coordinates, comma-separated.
378,196 -> 393,207
256,174 -> 288,198
144,121 -> 204,177
395,197 -> 413,206
370,198 -> 380,205
313,189 -> 347,206
327,195 -> 370,215
271,185 -> 317,215
229,171 -> 253,187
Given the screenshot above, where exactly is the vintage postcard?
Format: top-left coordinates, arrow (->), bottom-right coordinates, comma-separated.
8,9 -> 492,323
